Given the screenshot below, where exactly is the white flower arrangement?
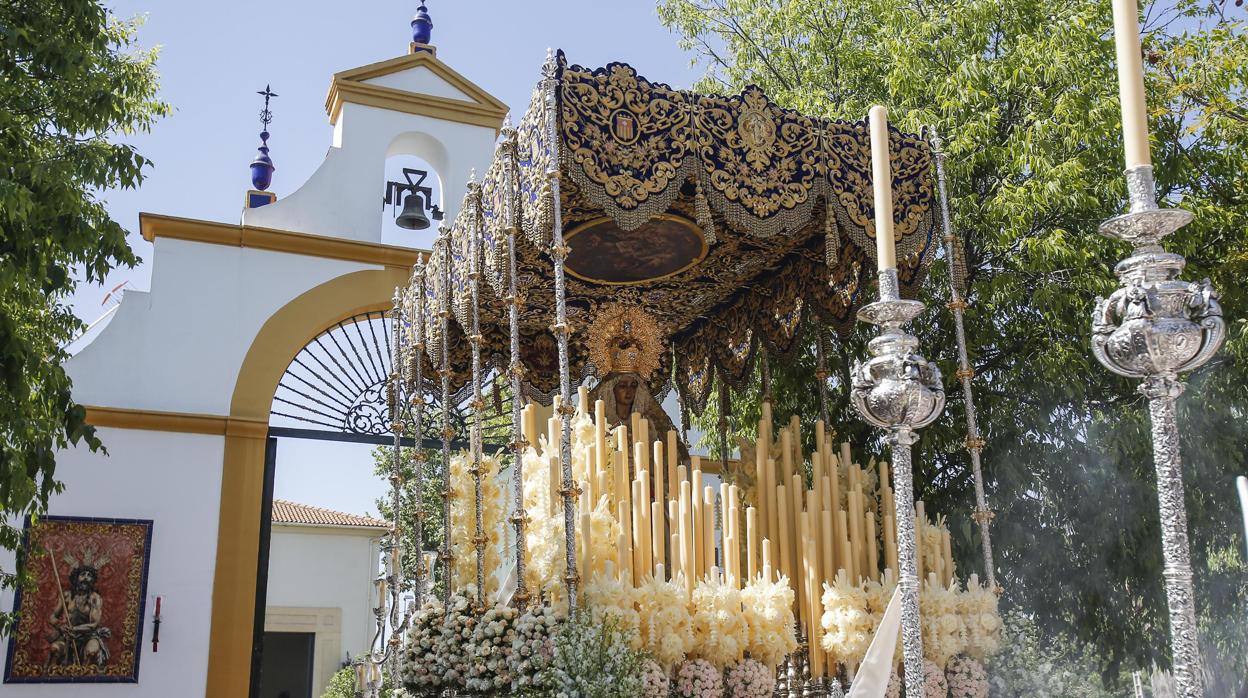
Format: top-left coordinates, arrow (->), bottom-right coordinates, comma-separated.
582,571 -> 643,649
464,603 -> 518,693
724,658 -> 773,698
960,576 -> 1001,661
691,574 -> 750,668
397,593 -> 475,691
739,573 -> 797,669
448,451 -> 505,597
920,577 -> 965,669
636,571 -> 695,669
946,655 -> 989,698
542,612 -> 646,698
583,493 -> 622,579
821,570 -> 873,668
675,658 -> 725,698
521,444 -> 563,597
510,604 -> 560,693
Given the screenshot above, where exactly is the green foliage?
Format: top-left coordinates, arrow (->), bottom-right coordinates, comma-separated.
319,665 -> 398,698
0,0 -> 167,633
658,0 -> 1247,683
373,442 -> 447,598
321,666 -> 358,698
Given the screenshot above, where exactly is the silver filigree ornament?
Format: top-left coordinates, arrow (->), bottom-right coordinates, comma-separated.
850,268 -> 945,698
1090,165 -> 1224,698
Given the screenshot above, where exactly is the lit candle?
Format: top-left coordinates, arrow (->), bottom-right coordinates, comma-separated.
1112,0 -> 1151,169
868,105 -> 897,272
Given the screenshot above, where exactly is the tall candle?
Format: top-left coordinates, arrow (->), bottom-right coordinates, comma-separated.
691,465 -> 704,578
666,431 -> 678,504
821,508 -> 835,590
1112,0 -> 1151,169
652,500 -> 665,579
761,537 -> 773,583
581,500 -> 593,581
671,532 -> 682,576
703,486 -> 716,576
869,105 -> 897,272
746,506 -> 759,581
777,485 -> 791,587
765,458 -> 779,556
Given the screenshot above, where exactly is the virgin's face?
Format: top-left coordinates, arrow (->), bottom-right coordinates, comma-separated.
613,376 -> 639,409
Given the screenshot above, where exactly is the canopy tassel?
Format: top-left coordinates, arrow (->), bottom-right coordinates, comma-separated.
695,178 -> 717,247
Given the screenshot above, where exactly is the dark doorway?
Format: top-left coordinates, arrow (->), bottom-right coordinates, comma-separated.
257,631 -> 315,698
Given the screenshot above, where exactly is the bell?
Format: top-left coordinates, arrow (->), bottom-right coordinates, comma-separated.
395,191 -> 430,230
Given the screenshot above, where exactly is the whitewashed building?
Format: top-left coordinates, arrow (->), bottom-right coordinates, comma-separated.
261,500 -> 387,698
0,9 -> 503,695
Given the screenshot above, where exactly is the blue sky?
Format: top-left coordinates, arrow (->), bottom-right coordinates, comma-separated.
81,1 -> 704,517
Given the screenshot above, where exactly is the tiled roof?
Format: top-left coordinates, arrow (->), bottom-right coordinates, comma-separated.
271,499 -> 389,529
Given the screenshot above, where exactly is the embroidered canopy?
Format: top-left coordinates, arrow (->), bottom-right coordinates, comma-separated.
410,51 -> 939,409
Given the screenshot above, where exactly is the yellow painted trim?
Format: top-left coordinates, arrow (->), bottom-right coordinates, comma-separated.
206,268 -> 410,698
331,51 -> 507,112
139,213 -> 427,269
84,406 -> 267,438
326,79 -> 506,130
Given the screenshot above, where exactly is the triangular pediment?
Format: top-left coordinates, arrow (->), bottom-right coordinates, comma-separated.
325,51 -> 508,130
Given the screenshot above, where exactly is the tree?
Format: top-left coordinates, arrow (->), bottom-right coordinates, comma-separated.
658,0 -> 1247,684
0,1 -> 167,632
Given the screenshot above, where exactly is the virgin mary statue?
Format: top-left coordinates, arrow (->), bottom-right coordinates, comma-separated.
586,306 -> 688,461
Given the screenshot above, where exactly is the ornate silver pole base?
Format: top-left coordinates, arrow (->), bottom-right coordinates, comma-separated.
851,269 -> 945,698
1091,165 -> 1224,698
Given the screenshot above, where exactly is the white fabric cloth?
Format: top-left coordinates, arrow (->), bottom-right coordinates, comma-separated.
848,587 -> 902,698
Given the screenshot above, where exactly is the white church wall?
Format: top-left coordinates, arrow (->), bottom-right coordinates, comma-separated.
363,65 -> 473,101
250,102 -> 496,244
0,428 -> 224,696
265,526 -> 381,663
67,238 -> 374,416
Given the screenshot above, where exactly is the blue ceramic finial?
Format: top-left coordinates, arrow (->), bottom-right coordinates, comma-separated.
250,85 -> 278,191
411,3 -> 433,45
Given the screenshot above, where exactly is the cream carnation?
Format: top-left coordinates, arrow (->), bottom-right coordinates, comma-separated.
636,572 -> 695,669
821,570 -> 873,669
960,577 -> 1001,660
920,577 -> 964,669
582,571 -> 642,649
739,573 -> 797,669
691,575 -> 750,668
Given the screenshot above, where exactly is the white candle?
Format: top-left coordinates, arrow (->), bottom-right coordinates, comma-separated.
868,105 -> 897,272
1112,0 -> 1151,169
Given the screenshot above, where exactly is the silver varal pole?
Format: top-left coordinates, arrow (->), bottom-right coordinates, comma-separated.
467,180 -> 487,608
502,120 -> 530,606
851,269 -> 945,697
410,261 -> 428,608
385,288 -> 405,686
437,230 -> 455,605
543,48 -> 580,608
1091,165 -> 1223,697
928,127 -> 998,591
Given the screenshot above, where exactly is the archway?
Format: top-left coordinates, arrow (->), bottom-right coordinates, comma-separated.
206,267 -> 409,698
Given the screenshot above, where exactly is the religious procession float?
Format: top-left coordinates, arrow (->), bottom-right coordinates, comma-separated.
351,43 -> 1011,698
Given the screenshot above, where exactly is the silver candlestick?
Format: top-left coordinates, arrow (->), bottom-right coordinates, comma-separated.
850,268 -> 945,698
1091,165 -> 1223,698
